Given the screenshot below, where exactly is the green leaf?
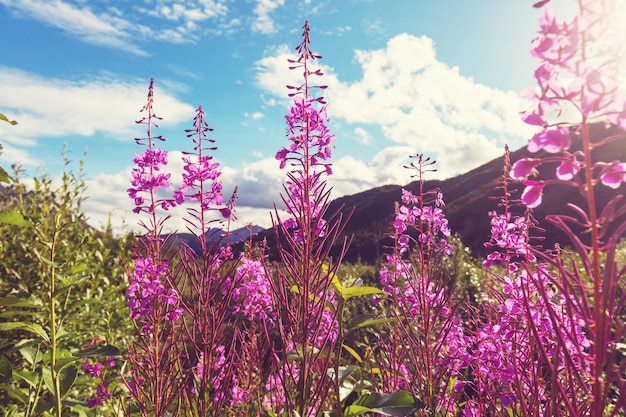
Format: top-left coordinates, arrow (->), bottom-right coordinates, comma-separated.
3,385 -> 30,405
344,405 -> 371,416
0,166 -> 10,183
70,404 -> 95,417
0,310 -> 40,319
54,356 -> 79,373
20,345 -> 43,366
0,295 -> 43,308
69,262 -> 89,275
42,367 -> 54,394
59,365 -> 77,397
346,391 -> 421,416
0,113 -> 18,125
0,210 -> 31,227
1,404 -> 19,417
13,369 -> 39,388
0,321 -> 50,343
34,394 -> 55,414
77,344 -> 121,358
341,286 -> 383,300
348,314 -> 398,332
0,356 -> 12,383
54,274 -> 87,296
342,343 -> 362,363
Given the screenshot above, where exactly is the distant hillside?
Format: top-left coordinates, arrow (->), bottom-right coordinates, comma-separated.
250,124 -> 626,264
165,225 -> 265,255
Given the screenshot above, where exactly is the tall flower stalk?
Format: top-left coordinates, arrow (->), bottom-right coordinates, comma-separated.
269,21 -> 350,416
513,0 -> 626,414
124,78 -> 183,417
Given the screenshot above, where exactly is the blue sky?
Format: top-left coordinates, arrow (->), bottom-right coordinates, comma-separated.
0,0 -> 578,233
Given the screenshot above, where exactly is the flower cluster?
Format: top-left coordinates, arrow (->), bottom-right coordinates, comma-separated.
447,265 -> 591,415
393,188 -> 451,256
275,21 -> 334,239
517,0 -> 626,205
196,347 -> 249,408
127,79 -> 176,214
87,383 -> 113,408
232,256 -> 276,328
172,105 -> 230,219
276,95 -> 334,175
126,257 -> 183,333
82,355 -> 116,408
483,210 -> 536,268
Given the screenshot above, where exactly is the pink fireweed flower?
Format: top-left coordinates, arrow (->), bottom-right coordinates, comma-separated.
126,257 -> 183,331
521,180 -> 545,208
175,106 -> 229,219
87,383 -> 112,408
510,158 -> 542,180
232,256 -> 277,328
528,126 -> 571,153
599,161 -> 626,189
276,21 -> 335,239
127,79 -> 176,214
82,358 -> 103,378
556,154 -> 581,180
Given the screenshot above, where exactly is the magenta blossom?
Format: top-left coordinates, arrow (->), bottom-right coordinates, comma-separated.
599,162 -> 626,189
556,155 -> 580,180
521,180 -> 545,208
528,127 -> 571,153
510,158 -> 542,180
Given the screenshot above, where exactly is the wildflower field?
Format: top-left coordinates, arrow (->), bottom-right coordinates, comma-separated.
2,1 -> 626,416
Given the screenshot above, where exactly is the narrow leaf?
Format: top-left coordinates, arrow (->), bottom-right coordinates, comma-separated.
0,322 -> 50,342
20,345 -> 43,366
0,295 -> 43,308
0,113 -> 18,125
342,286 -> 383,299
0,210 -> 31,227
342,344 -> 362,362
77,344 -> 121,358
42,367 -> 54,394
344,405 -> 371,417
348,315 -> 398,332
0,166 -> 10,183
0,356 -> 12,383
14,369 -> 39,388
59,365 -> 78,397
354,391 -> 421,416
54,356 -> 80,373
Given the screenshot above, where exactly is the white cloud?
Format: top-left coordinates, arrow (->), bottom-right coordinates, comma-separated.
254,33 -> 535,180
0,67 -> 195,161
245,111 -> 265,121
353,127 -> 371,145
0,0 -> 231,53
251,0 -> 285,34
0,0 -> 149,55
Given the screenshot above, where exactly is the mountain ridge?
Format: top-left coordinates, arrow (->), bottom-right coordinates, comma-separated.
248,124 -> 626,263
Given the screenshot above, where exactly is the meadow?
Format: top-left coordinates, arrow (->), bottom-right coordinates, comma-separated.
1,1 -> 626,416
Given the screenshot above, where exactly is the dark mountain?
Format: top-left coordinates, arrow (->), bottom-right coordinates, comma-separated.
165,225 -> 265,255
249,124 -> 626,264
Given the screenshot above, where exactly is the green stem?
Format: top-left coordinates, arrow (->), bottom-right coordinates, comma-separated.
48,215 -> 62,416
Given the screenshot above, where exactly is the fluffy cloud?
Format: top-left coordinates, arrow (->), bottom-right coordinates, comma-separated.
0,0 -> 231,53
254,33 -> 535,179
0,0 -> 149,55
251,0 -> 285,34
0,67 -> 194,165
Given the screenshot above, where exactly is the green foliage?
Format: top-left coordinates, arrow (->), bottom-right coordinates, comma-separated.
0,113 -> 18,126
0,151 -> 133,416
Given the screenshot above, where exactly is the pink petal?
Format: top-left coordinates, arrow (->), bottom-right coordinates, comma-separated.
511,158 -> 542,180
521,181 -> 545,208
